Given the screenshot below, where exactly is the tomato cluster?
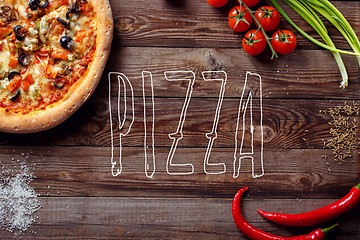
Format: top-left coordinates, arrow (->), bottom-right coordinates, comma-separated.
207,0 -> 297,56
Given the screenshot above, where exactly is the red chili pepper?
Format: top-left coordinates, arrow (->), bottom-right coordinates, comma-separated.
258,182 -> 360,227
232,187 -> 338,240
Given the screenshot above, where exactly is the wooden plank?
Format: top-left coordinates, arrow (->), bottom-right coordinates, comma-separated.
1,197 -> 358,239
0,0 -> 359,239
0,147 -> 357,198
0,97 -> 356,148
111,0 -> 360,49
1,47 -> 357,147
100,47 -> 360,99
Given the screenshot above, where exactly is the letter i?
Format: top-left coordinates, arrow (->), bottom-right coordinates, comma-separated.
142,71 -> 156,178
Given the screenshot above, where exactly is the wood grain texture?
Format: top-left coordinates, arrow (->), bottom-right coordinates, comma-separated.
111,0 -> 360,49
0,97 -> 356,149
1,146 -> 358,198
1,197 -> 359,239
1,0 -> 360,239
100,47 -> 360,99
0,45 -> 359,148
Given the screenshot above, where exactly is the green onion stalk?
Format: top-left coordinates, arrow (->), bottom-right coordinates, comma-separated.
305,0 -> 360,64
271,0 -> 360,88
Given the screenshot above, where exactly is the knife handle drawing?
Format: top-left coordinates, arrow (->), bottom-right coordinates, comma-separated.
108,72 -> 135,177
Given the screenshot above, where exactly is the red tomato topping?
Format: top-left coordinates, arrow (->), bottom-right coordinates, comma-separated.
51,49 -> 68,60
8,55 -> 18,68
21,80 -> 30,91
24,73 -> 34,85
7,75 -> 22,93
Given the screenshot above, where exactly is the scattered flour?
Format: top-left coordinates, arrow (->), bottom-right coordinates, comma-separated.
0,158 -> 41,236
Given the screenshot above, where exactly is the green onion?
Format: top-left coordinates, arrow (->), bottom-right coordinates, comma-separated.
271,0 -> 360,56
304,0 -> 360,67
282,0 -> 348,87
271,0 -> 360,87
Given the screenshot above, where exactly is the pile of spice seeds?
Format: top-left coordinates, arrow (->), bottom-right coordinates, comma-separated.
0,158 -> 41,236
320,101 -> 360,167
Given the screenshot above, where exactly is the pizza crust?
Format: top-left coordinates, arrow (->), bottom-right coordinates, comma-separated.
0,0 -> 113,133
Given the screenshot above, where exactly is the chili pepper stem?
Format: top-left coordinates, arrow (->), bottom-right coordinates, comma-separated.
322,223 -> 338,236
355,182 -> 360,189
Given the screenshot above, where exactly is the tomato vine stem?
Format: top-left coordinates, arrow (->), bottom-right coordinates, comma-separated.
237,0 -> 279,59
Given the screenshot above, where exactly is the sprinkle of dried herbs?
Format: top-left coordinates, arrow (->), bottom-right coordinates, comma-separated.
322,102 -> 360,164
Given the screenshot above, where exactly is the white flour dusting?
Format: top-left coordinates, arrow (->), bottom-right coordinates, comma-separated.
0,158 -> 41,236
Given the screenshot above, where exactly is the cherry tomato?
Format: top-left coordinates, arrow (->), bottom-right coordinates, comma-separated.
254,6 -> 280,32
242,29 -> 266,55
271,30 -> 297,54
242,0 -> 260,7
207,0 -> 229,7
228,5 -> 253,32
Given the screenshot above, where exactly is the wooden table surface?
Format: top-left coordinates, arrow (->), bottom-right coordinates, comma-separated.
1,0 -> 360,239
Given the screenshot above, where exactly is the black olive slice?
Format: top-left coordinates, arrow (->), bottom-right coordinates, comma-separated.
56,17 -> 69,27
66,9 -> 74,20
59,36 -> 74,50
10,90 -> 20,102
14,25 -> 22,33
14,25 -> 26,41
37,0 -> 49,8
1,6 -> 12,12
29,0 -> 39,10
1,6 -> 16,22
18,53 -> 30,66
53,82 -> 64,89
8,71 -> 21,81
66,9 -> 79,20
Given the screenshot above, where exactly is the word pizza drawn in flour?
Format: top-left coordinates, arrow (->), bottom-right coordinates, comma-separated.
108,71 -> 264,179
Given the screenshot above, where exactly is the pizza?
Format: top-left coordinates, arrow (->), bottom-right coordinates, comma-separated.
0,0 -> 113,133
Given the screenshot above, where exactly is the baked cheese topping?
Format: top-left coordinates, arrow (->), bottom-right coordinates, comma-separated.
0,0 -> 97,114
